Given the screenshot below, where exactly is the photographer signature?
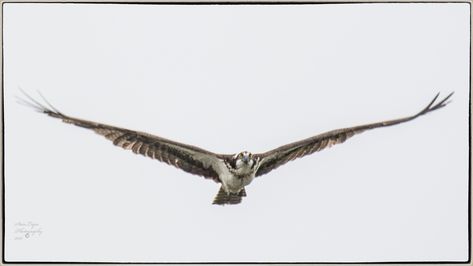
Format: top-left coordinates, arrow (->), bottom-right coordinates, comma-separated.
14,221 -> 43,240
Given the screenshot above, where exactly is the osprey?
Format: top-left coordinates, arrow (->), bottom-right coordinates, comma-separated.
18,91 -> 453,205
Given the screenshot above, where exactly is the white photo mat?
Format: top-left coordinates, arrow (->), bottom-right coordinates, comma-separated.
2,2 -> 470,263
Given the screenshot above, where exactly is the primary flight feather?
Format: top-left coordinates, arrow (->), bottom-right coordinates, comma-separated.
18,91 -> 453,205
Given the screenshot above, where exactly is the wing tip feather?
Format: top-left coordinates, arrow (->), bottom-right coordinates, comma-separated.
417,91 -> 454,117
17,88 -> 65,118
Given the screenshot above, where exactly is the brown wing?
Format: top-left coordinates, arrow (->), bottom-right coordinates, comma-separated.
18,91 -> 224,182
255,92 -> 453,177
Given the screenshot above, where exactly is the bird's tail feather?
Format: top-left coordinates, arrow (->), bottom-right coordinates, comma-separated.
212,186 -> 246,205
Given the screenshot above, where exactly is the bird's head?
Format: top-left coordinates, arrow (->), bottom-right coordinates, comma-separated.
234,151 -> 255,169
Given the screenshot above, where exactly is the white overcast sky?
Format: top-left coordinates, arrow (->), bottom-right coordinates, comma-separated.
3,3 -> 470,263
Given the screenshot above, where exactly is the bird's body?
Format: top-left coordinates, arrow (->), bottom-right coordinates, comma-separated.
18,91 -> 453,205
221,151 -> 259,193
219,164 -> 254,194
208,151 -> 259,204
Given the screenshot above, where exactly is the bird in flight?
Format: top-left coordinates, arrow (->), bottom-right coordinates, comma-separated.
18,91 -> 453,205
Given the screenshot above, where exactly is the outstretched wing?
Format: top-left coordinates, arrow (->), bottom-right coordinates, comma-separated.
255,92 -> 453,177
17,91 -> 225,182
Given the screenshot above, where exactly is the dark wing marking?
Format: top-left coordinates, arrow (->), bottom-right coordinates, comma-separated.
17,90 -> 224,182
255,92 -> 453,177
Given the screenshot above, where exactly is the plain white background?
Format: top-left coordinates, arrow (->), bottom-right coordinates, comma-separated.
3,3 -> 470,262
